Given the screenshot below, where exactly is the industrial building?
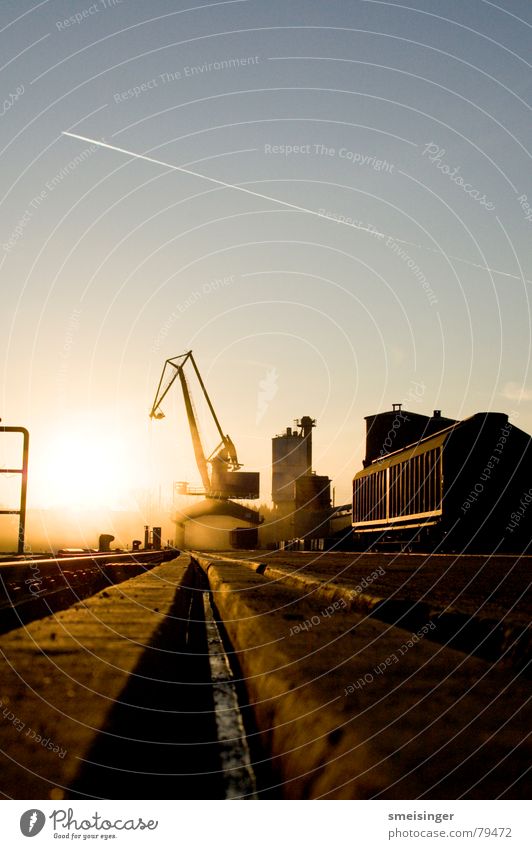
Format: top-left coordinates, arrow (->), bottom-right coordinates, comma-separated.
270,416 -> 331,548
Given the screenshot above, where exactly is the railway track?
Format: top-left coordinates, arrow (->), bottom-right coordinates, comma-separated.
0,550 -> 179,635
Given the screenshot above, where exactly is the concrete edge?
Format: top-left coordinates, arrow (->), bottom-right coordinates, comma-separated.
189,552 -> 530,672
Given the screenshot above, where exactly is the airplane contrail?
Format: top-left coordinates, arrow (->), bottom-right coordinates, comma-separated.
62,130 -> 530,284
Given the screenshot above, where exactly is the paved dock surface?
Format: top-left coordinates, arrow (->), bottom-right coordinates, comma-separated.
221,551 -> 532,624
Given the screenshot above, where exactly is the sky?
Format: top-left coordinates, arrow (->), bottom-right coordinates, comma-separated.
1,0 -> 532,547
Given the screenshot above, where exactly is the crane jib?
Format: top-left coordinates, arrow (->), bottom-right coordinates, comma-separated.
149,350 -> 260,500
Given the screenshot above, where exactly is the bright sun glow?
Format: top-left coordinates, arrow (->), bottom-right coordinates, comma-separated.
31,423 -> 135,511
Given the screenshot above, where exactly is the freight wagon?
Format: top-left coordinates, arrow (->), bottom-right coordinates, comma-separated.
352,410 -> 532,552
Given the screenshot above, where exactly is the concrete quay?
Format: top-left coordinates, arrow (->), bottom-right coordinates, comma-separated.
194,553 -> 531,800
220,550 -> 532,670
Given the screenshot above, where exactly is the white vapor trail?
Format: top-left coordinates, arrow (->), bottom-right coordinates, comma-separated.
62,131 -> 529,284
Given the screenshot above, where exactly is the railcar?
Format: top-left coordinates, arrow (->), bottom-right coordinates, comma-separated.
352,412 -> 532,552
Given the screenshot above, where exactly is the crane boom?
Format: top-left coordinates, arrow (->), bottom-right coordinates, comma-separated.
188,352 -> 226,445
149,350 -> 260,499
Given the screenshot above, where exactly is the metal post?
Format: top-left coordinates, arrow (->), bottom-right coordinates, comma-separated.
0,426 -> 29,555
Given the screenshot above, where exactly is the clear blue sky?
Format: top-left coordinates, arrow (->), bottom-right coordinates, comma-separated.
1,0 -> 531,530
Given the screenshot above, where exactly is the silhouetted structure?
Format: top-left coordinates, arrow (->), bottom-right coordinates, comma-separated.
98,534 -> 115,552
363,405 -> 456,467
353,410 -> 532,552
0,424 -> 29,555
271,417 -> 331,547
150,350 -> 259,500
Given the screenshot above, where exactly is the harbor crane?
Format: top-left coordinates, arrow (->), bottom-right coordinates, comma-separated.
149,351 -> 259,500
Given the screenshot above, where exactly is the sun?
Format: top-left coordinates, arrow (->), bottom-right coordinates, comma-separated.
31,422 -> 134,511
